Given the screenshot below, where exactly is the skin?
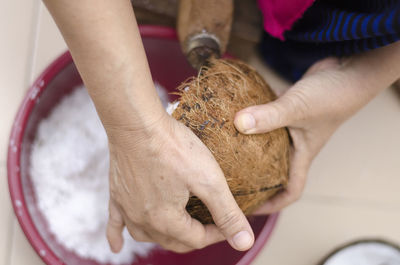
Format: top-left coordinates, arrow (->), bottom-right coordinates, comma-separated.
43,0 -> 253,253
43,0 -> 400,254
235,42 -> 400,214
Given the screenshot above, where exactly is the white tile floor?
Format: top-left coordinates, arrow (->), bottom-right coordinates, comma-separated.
1,2 -> 399,265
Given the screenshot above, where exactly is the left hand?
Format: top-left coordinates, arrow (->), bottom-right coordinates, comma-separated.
233,56 -> 388,214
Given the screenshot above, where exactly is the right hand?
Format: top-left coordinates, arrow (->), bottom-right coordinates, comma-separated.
42,0 -> 254,254
106,113 -> 255,253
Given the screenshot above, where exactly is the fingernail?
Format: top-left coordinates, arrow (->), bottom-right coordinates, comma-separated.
110,240 -> 123,253
233,231 -> 253,250
235,113 -> 255,132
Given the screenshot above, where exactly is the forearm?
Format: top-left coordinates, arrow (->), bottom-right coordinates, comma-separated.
43,0 -> 165,132
342,41 -> 400,100
303,41 -> 400,120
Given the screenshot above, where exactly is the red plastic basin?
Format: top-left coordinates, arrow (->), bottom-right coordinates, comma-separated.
7,25 -> 278,265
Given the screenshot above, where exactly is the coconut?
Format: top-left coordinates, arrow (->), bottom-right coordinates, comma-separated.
171,59 -> 290,224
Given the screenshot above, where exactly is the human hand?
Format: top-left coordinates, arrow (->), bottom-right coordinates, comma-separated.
106,113 -> 255,253
234,57 -> 388,214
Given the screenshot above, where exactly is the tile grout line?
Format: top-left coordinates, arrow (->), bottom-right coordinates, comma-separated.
6,2 -> 42,265
25,1 -> 43,89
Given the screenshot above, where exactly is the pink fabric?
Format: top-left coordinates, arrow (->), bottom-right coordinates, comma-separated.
258,0 -> 315,40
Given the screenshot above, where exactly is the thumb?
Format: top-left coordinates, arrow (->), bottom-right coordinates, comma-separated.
107,199 -> 125,253
192,180 -> 254,251
234,94 -> 300,134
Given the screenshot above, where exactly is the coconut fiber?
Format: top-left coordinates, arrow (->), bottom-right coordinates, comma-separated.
171,59 -> 290,224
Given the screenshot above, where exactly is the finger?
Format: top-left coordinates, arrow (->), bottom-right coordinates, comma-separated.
140,225 -> 196,253
234,93 -> 299,134
191,179 -> 254,251
158,235 -> 195,253
106,200 -> 125,253
252,147 -> 309,214
163,244 -> 194,254
125,224 -> 154,243
159,238 -> 195,253
162,211 -> 225,249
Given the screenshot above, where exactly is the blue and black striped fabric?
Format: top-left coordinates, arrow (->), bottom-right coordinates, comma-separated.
260,0 -> 400,81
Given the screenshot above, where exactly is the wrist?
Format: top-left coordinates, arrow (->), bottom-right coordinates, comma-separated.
342,41 -> 400,91
86,77 -> 168,134
104,106 -> 172,148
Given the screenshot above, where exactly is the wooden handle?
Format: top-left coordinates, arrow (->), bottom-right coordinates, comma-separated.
177,0 -> 233,69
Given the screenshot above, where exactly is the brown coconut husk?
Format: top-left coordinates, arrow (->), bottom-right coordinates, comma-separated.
171,59 -> 290,224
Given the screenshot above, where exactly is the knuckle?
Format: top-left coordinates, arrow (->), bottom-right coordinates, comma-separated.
215,210 -> 243,232
109,190 -> 122,206
148,213 -> 176,236
148,212 -> 166,229
180,221 -> 206,250
285,90 -> 311,121
108,209 -> 123,227
108,214 -> 123,227
183,237 -> 205,250
195,174 -> 219,192
109,187 -> 119,200
151,221 -> 167,234
128,230 -> 149,242
125,210 -> 144,225
265,104 -> 284,126
131,233 -> 145,242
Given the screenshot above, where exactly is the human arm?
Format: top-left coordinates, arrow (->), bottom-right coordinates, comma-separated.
234,41 -> 400,213
43,0 -> 254,252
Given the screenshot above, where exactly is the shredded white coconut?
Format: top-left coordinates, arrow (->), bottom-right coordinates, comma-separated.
30,83 -> 170,264
166,101 -> 180,115
324,241 -> 400,265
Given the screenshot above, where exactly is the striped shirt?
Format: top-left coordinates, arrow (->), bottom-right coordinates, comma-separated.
260,0 -> 400,81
